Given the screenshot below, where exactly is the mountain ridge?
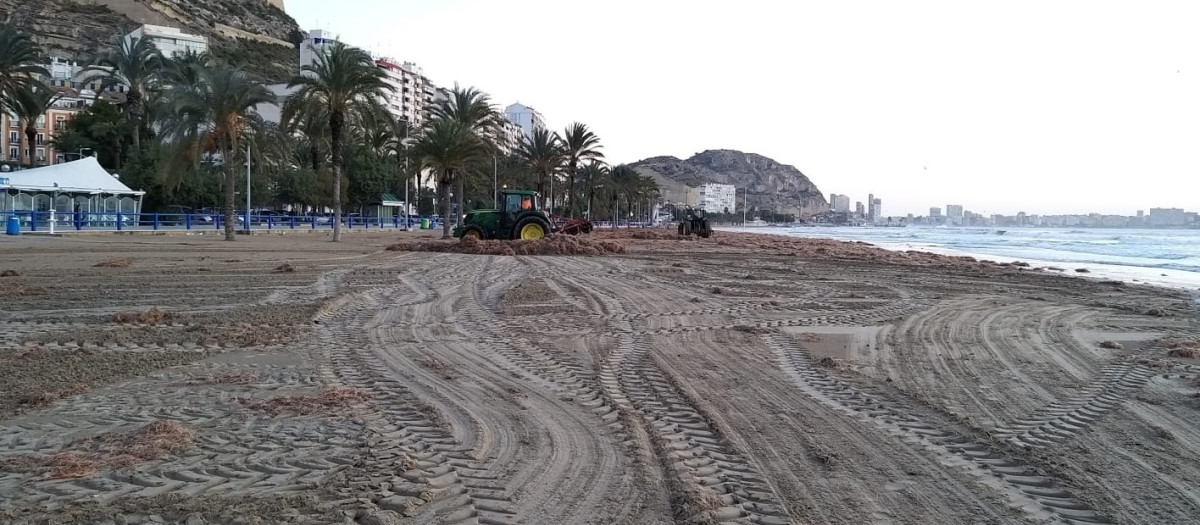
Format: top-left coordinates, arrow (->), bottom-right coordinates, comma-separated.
630,149 -> 828,216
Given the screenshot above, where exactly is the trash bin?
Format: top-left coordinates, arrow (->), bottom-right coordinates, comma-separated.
421,218 -> 431,229
5,215 -> 18,236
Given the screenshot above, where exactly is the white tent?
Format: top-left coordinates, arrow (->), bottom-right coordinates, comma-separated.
1,157 -> 143,195
1,157 -> 144,216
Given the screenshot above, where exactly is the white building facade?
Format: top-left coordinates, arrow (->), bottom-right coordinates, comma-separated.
299,29 -> 338,74
504,103 -> 545,139
828,194 -> 851,213
698,183 -> 736,213
125,25 -> 207,57
376,58 -> 440,130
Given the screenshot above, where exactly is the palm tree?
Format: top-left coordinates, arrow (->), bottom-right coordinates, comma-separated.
159,62 -> 276,241
13,85 -> 61,167
287,41 -> 390,242
84,36 -> 163,156
581,159 -> 609,218
0,21 -> 48,117
431,86 -> 501,222
518,127 -> 564,209
561,122 -> 603,216
410,118 -> 489,238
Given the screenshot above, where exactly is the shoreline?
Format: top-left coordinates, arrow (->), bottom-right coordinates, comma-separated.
720,226 -> 1200,291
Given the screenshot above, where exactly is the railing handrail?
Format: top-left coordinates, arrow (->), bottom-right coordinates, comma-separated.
1,210 -> 434,232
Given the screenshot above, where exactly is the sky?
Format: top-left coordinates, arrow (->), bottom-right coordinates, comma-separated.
283,0 -> 1200,216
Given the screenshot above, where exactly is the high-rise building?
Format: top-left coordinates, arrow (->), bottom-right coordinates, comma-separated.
833,194 -> 850,212
505,103 -> 545,139
946,204 -> 964,225
496,118 -> 525,154
1149,208 -> 1187,227
828,194 -> 851,213
872,197 -> 882,222
855,202 -> 864,216
930,207 -> 942,217
376,58 -> 439,130
125,25 -> 207,58
698,183 -> 737,213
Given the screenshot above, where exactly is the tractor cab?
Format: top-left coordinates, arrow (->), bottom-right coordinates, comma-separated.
453,190 -> 553,241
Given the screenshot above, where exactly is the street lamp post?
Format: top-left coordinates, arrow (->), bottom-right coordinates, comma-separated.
245,143 -> 251,232
742,187 -> 747,226
401,119 -> 410,230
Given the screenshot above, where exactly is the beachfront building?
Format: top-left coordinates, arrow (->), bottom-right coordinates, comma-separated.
0,156 -> 144,221
505,103 -> 545,139
698,183 -> 736,213
946,204 -> 964,225
1149,208 -> 1188,227
855,201 -> 864,216
828,193 -> 851,213
376,58 -> 440,130
498,118 -> 524,154
125,25 -> 207,58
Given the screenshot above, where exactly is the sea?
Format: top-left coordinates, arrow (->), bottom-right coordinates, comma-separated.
720,226 -> 1200,291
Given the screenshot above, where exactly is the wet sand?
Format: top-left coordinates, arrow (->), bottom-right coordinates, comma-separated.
0,230 -> 1198,524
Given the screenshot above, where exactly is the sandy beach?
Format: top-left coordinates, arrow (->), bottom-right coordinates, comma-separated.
1,230 -> 1198,524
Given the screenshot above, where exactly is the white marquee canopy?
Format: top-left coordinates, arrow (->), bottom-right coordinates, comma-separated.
1,157 -> 143,196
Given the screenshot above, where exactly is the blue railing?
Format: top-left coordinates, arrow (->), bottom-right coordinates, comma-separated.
1,211 -> 440,233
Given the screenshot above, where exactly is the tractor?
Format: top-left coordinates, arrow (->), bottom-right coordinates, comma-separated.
453,190 -> 554,241
678,206 -> 713,238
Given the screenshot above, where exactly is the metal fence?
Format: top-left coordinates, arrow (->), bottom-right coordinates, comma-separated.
2,211 -> 441,233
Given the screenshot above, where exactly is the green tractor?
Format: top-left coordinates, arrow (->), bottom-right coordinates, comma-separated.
678,206 -> 713,238
453,190 -> 554,241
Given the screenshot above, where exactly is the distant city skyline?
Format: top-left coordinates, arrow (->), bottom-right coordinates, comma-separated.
282,0 -> 1200,216
825,190 -> 1196,219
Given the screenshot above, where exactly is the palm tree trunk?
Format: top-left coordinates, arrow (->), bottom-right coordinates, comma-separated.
455,173 -> 465,233
23,125 -> 35,168
439,170 -> 453,239
567,167 -> 576,217
223,147 -> 236,241
128,88 -> 142,155
330,110 -> 345,242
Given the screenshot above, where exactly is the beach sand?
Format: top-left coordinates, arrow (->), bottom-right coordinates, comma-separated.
0,229 -> 1198,524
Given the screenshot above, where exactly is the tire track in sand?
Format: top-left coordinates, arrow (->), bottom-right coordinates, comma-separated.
313,264 -> 519,524
768,332 -> 1115,524
543,259 -> 790,525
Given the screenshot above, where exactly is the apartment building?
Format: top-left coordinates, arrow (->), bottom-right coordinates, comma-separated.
698,183 -> 736,213
504,103 -> 545,139
2,90 -> 93,166
125,25 -> 208,58
376,58 -> 440,130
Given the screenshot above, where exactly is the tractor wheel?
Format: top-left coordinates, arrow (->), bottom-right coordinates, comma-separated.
514,216 -> 550,240
461,226 -> 485,241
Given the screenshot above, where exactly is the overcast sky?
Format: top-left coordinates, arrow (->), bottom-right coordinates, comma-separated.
284,0 -> 1199,216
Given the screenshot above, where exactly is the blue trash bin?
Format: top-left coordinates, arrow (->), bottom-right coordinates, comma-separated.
5,215 -> 19,235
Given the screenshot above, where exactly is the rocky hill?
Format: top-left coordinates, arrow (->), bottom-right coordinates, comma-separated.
0,0 -> 302,81
631,150 -> 828,217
